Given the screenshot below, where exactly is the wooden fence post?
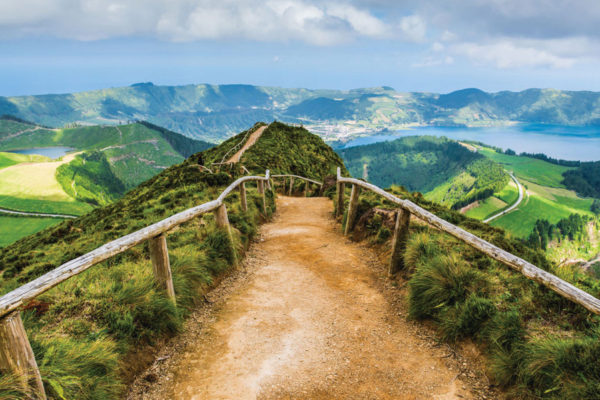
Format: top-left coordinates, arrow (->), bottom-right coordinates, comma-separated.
344,184 -> 361,236
239,182 -> 247,212
288,177 -> 294,196
258,180 -> 267,214
214,203 -> 237,264
148,234 -> 176,303
304,181 -> 308,197
0,312 -> 46,399
389,208 -> 411,276
336,182 -> 345,217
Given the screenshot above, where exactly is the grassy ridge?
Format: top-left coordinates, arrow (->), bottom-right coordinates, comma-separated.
0,122 -> 344,399
477,147 -> 572,188
56,152 -> 126,206
339,136 -> 508,208
336,184 -> 600,399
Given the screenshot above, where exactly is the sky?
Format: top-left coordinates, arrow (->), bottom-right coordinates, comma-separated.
1,0 -> 600,96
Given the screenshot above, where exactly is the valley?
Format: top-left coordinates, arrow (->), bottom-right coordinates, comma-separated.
0,117 -> 213,247
337,134 -> 599,267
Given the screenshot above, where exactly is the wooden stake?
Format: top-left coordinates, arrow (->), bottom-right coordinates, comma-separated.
148,234 -> 176,303
344,184 -> 361,236
304,181 -> 308,197
389,208 -> 411,276
0,312 -> 46,399
239,182 -> 247,212
214,204 -> 230,230
288,177 -> 294,196
336,182 -> 345,217
258,180 -> 267,214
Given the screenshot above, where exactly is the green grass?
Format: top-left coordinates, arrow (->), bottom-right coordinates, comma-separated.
495,180 -> 519,204
490,179 -> 594,238
477,146 -> 572,188
0,216 -> 62,248
464,196 -> 507,219
0,196 -> 92,215
0,151 -> 49,169
464,180 -> 519,220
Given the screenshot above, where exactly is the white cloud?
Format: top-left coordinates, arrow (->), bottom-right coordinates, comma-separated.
451,41 -> 575,69
398,15 -> 426,42
0,0 -> 395,45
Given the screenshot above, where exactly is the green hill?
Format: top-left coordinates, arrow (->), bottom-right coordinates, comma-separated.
0,117 -> 213,247
338,136 -> 509,209
3,84 -> 600,142
0,117 -> 213,204
0,122 -> 344,399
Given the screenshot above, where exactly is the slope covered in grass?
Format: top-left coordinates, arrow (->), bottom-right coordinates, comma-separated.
335,182 -> 600,399
0,122 -> 344,399
338,136 -> 508,208
0,216 -> 62,248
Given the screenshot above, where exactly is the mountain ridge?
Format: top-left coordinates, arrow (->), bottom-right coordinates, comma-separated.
2,84 -> 600,142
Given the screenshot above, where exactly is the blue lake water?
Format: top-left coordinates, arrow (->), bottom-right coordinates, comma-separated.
338,124 -> 600,161
7,146 -> 74,159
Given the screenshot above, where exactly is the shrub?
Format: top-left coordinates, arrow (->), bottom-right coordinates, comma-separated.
408,253 -> 488,319
404,232 -> 440,274
440,294 -> 496,342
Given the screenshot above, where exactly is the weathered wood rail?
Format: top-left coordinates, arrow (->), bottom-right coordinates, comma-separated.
336,167 -> 600,315
271,174 -> 323,197
0,170 -> 272,399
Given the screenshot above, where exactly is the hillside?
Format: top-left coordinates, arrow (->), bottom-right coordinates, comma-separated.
338,183 -> 600,399
3,84 -> 600,142
0,117 -> 213,247
338,136 -> 509,209
0,122 -> 345,399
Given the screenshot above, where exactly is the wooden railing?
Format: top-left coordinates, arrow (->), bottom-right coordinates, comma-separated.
271,174 -> 323,197
336,167 -> 600,315
0,170 -> 271,399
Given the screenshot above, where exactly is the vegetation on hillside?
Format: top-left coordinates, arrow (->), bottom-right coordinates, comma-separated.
339,136 -> 508,208
526,214 -> 593,250
562,161 -> 600,198
56,152 -> 126,206
334,183 -> 600,399
0,122 -> 344,399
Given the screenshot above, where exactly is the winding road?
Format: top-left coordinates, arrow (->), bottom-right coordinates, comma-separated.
0,208 -> 76,219
483,172 -> 524,223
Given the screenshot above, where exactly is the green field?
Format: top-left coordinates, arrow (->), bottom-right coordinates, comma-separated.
0,151 -> 49,168
476,146 -> 572,187
0,216 -> 62,248
464,196 -> 508,219
463,147 -> 595,240
489,179 -> 594,237
0,152 -> 93,215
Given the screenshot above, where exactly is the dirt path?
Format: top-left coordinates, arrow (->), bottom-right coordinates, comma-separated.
129,197 -> 489,399
227,125 -> 267,163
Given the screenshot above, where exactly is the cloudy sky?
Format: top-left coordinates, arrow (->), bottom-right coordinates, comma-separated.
1,0 -> 599,95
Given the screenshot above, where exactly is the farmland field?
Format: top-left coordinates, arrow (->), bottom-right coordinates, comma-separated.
0,152 -> 92,215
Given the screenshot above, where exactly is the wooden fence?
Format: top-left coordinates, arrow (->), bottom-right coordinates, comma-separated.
0,170 -> 272,399
271,174 -> 323,197
336,167 -> 600,315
